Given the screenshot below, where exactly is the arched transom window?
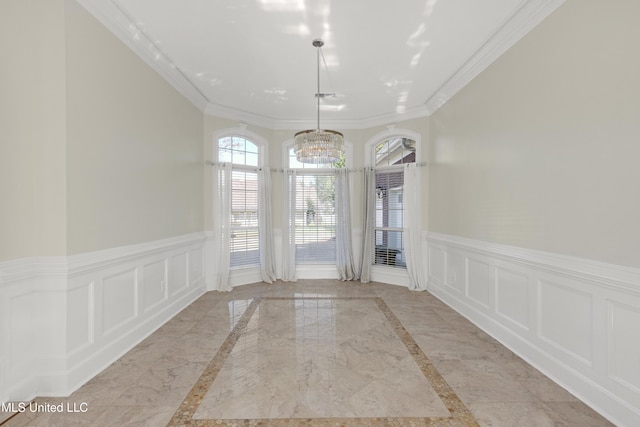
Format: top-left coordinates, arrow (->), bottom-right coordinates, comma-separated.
217,135 -> 261,268
369,135 -> 417,269
373,137 -> 416,167
218,136 -> 259,166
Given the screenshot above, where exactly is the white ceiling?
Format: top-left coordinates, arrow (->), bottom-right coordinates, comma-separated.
77,0 -> 564,129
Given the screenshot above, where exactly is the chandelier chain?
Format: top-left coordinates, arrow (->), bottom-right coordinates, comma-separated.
294,38 -> 345,164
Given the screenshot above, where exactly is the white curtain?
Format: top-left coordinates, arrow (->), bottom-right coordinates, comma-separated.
258,168 -> 277,283
281,169 -> 297,281
359,168 -> 376,283
403,163 -> 427,290
213,163 -> 232,291
335,169 -> 358,280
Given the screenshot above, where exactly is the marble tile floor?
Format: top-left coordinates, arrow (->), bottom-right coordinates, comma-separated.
0,280 -> 613,427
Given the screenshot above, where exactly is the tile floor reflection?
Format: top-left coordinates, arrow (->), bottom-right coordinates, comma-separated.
1,280 -> 613,426
186,297 -> 457,422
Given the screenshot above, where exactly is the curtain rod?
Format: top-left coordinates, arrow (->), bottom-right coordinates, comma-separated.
204,161 -> 427,172
204,161 -> 271,172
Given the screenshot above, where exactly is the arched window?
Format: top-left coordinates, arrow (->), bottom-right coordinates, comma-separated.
373,137 -> 416,167
216,131 -> 267,269
365,129 -> 420,269
218,136 -> 259,166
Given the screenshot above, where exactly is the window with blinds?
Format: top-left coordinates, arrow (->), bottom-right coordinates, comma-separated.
286,147 -> 339,264
294,173 -> 336,264
374,171 -> 405,268
230,169 -> 259,268
219,136 -> 261,269
371,136 -> 416,268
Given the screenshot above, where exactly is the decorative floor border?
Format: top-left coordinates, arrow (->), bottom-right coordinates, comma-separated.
167,297 -> 479,426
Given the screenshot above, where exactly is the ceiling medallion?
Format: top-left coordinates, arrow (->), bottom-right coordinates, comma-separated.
294,38 -> 345,164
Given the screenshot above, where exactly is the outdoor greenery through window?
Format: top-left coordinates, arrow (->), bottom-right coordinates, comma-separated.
288,147 -> 344,264
219,136 -> 260,268
372,137 -> 416,268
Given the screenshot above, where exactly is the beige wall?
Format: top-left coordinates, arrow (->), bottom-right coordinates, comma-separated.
64,0 -> 204,254
0,0 -> 68,261
0,0 -> 205,260
428,0 -> 640,267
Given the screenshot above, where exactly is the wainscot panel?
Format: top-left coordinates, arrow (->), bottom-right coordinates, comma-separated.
0,233 -> 207,402
143,259 -> 168,313
102,269 -> 138,336
427,232 -> 640,427
495,266 -> 530,332
466,258 -> 491,309
170,253 -> 188,296
607,299 -> 640,398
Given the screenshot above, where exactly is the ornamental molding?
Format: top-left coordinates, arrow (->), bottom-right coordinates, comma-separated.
77,0 -> 565,128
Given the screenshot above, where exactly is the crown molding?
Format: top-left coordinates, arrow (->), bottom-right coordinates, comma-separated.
275,104 -> 432,131
205,102 -> 431,131
204,103 -> 280,130
77,0 -> 565,127
424,0 -> 566,114
76,0 -> 210,112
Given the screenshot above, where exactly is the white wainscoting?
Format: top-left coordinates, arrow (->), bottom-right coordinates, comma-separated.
427,232 -> 640,427
0,233 -> 207,402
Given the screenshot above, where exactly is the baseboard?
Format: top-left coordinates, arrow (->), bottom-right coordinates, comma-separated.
426,232 -> 640,427
0,233 -> 207,402
370,265 -> 410,287
294,264 -> 340,280
229,267 -> 264,287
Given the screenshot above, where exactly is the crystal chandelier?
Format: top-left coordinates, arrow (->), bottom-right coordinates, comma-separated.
294,39 -> 345,164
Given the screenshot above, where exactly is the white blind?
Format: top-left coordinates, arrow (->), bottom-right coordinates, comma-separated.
373,170 -> 406,268
293,173 -> 336,264
230,169 -> 260,268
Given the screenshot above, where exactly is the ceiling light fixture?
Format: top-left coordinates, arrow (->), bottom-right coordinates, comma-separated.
294,38 -> 345,164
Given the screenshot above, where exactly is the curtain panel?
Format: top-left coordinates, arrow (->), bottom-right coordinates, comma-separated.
258,168 -> 277,283
213,163 -> 232,291
359,168 -> 376,283
281,169 -> 297,281
335,169 -> 358,280
403,163 -> 427,290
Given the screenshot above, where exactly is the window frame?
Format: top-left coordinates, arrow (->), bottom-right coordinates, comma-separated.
216,125 -> 269,168
365,128 -> 421,270
291,171 -> 338,265
364,128 -> 421,168
282,138 -> 353,266
214,126 -> 269,271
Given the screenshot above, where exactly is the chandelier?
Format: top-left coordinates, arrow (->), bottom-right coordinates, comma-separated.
294,39 -> 345,164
